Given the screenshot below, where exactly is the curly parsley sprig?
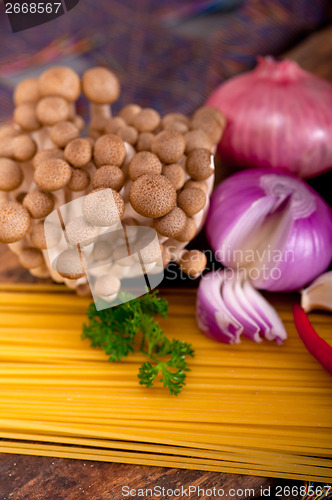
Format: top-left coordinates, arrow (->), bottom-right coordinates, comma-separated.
82,291 -> 194,395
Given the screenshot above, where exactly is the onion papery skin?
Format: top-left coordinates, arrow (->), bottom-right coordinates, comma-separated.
206,57 -> 332,178
206,169 -> 332,292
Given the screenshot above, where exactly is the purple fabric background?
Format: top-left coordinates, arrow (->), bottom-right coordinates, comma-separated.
0,0 -> 328,123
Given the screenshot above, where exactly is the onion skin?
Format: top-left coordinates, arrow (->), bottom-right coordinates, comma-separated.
206,169 -> 332,292
206,57 -> 332,178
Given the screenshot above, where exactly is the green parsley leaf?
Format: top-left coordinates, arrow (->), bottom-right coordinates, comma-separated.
82,291 -> 194,395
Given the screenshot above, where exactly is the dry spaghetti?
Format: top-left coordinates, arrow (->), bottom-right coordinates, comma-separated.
0,284 -> 331,481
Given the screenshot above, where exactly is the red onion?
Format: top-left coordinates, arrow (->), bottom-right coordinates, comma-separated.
206,57 -> 332,178
206,169 -> 332,292
196,270 -> 287,344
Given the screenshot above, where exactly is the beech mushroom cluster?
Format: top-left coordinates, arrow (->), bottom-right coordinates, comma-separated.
0,65 -> 226,296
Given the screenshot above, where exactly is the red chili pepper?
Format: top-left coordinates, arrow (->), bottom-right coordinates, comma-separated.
293,304 -> 332,375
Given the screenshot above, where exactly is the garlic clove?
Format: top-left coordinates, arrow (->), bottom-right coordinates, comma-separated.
301,271 -> 332,312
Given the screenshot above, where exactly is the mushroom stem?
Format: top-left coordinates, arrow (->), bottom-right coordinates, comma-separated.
0,192 -> 9,203
8,240 -> 25,256
31,127 -> 55,150
89,103 -> 112,132
68,103 -> 76,119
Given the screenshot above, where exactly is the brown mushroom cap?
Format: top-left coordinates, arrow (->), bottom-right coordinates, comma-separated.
92,239 -> 113,261
133,237 -> 162,265
0,201 -> 30,243
82,188 -> 125,226
14,103 -> 40,131
191,114 -> 224,144
162,164 -> 186,191
0,125 -> 19,140
0,139 -> 13,158
23,190 -> 54,219
71,115 -> 85,131
129,174 -> 176,218
19,247 -> 44,269
56,247 -> 85,279
92,165 -> 124,191
65,216 -> 99,247
163,120 -> 189,134
0,158 -> 23,191
82,67 -> 120,105
184,130 -> 212,154
177,187 -> 206,217
67,168 -> 90,192
136,132 -> 154,152
50,121 -> 80,148
179,249 -> 207,277
93,134 -> 126,168
85,136 -> 96,148
12,135 -> 37,162
29,264 -> 50,279
176,217 -> 197,242
186,148 -> 214,181
87,130 -> 101,144
36,97 -> 70,126
112,244 -> 136,267
41,220 -> 62,249
104,117 -> 126,134
151,130 -> 185,164
161,113 -> 189,128
128,151 -> 162,181
64,138 -> 92,168
39,67 -> 81,102
183,179 -> 208,194
32,148 -> 64,170
14,78 -> 40,106
153,207 -> 186,238
119,104 -> 142,125
133,108 -> 161,133
192,106 -> 226,129
117,125 -> 138,146
94,275 -> 121,297
34,159 -> 72,191
76,283 -> 92,296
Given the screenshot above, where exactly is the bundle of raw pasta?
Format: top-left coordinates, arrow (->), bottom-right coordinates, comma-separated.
0,284 -> 331,482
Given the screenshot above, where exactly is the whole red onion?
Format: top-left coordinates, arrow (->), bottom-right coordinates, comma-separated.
206,57 -> 332,178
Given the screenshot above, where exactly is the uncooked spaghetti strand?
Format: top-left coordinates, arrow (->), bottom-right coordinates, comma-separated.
0,441 -> 331,481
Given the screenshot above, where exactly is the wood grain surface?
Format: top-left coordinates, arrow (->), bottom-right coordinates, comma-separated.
0,22 -> 332,500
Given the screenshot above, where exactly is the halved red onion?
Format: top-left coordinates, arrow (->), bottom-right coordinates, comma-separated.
222,271 -> 261,343
206,169 -> 332,292
196,270 -> 242,344
196,270 -> 287,344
